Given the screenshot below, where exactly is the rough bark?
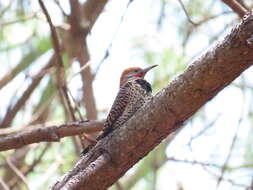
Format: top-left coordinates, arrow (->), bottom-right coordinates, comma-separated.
51,11 -> 253,190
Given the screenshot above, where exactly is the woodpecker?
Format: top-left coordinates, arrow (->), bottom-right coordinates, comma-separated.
81,65 -> 157,155
99,65 -> 157,138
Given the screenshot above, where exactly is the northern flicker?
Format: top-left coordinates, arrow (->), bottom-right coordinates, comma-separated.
81,65 -> 157,155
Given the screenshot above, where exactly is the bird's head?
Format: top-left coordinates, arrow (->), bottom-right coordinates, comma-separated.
119,65 -> 157,87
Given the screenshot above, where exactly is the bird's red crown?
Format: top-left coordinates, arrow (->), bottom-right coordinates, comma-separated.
120,67 -> 143,87
119,65 -> 157,87
121,67 -> 143,77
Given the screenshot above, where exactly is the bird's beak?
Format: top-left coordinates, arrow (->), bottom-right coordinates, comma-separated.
142,65 -> 158,75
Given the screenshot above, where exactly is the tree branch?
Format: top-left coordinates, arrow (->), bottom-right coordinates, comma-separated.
8,143 -> 50,187
67,0 -> 109,120
50,11 -> 253,190
177,0 -> 197,25
221,0 -> 247,17
38,0 -> 63,67
5,157 -> 29,189
0,120 -> 104,151
0,56 -> 55,128
0,177 -> 9,190
82,0 -> 109,31
39,0 -> 80,122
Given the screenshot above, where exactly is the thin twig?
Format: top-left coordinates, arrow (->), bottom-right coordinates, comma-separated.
67,90 -> 84,120
189,19 -> 236,64
94,0 -> 135,75
167,157 -> 221,168
0,59 -> 54,128
61,85 -> 77,120
24,143 -> 51,175
54,0 -> 68,17
156,0 -> 166,30
168,157 -> 248,188
67,60 -> 92,84
38,0 -> 78,121
0,0 -> 13,17
0,13 -> 37,27
5,157 -> 29,189
188,114 -> 221,144
28,93 -> 55,125
0,177 -> 10,190
8,143 -> 51,188
177,0 -> 197,25
216,80 -> 246,189
38,0 -> 63,67
196,11 -> 232,25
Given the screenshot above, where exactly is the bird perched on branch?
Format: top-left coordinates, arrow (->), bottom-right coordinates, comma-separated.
99,65 -> 157,138
81,65 -> 157,155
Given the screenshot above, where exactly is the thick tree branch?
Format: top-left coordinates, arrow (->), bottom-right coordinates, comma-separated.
0,120 -> 103,151
51,11 -> 253,190
221,0 -> 247,17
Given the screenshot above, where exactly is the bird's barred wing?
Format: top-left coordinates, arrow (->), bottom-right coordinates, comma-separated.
81,83 -> 132,155
98,82 -> 132,139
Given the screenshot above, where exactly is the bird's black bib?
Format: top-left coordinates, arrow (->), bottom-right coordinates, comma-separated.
135,79 -> 152,93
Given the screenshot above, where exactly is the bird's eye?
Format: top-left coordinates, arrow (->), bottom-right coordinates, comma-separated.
134,70 -> 139,73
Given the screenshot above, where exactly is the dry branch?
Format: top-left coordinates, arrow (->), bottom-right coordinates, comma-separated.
0,57 -> 55,128
177,0 -> 197,25
221,0 -> 247,17
51,11 -> 253,190
39,0 -> 81,124
38,0 -> 63,67
5,157 -> 29,188
0,120 -> 103,151
0,177 -> 9,190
